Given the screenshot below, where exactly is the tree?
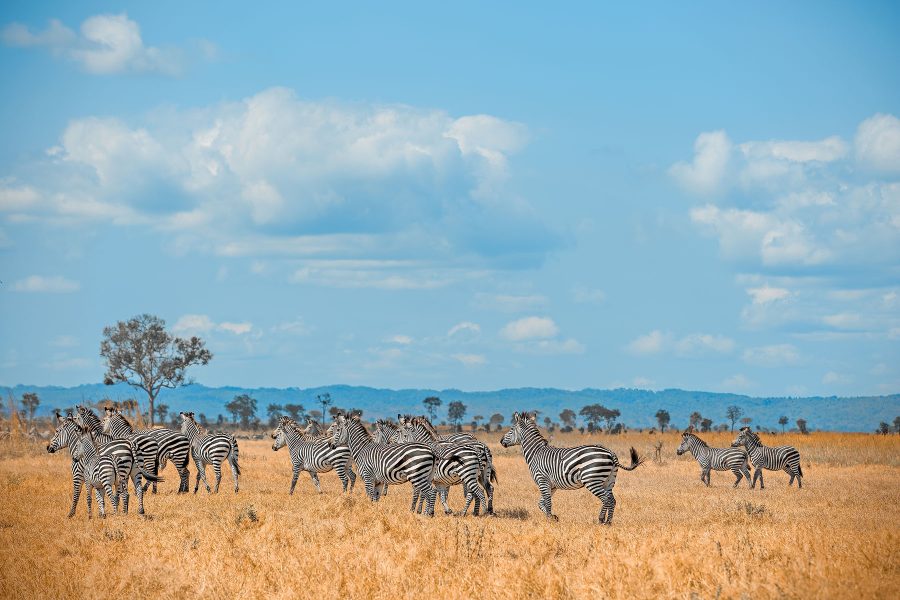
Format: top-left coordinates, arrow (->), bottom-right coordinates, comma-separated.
700,418 -> 713,433
893,416 -> 900,434
472,415 -> 484,431
267,403 -> 284,427
655,409 -> 671,433
778,415 -> 789,433
423,396 -> 442,422
447,401 -> 466,431
689,411 -> 703,430
308,409 -> 323,421
198,413 -> 209,428
225,394 -> 257,429
559,409 -> 577,431
284,403 -> 305,421
740,417 -> 752,428
580,404 -> 618,434
543,416 -> 554,432
315,393 -> 332,421
726,405 -> 744,432
155,403 -> 169,424
20,392 -> 39,425
100,314 -> 212,426
877,422 -> 890,435
489,413 -> 504,432
796,418 -> 809,435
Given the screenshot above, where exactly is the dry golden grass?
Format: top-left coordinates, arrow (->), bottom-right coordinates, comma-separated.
0,430 -> 898,599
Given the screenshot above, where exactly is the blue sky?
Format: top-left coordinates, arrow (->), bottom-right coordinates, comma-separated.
1,2 -> 898,396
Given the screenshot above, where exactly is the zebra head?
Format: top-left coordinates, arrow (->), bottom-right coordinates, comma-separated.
731,426 -> 755,448
100,406 -> 118,435
371,419 -> 393,444
676,432 -> 694,455
73,404 -> 100,430
47,412 -> 79,453
271,419 -> 289,451
180,411 -> 200,437
329,413 -> 348,449
501,412 -> 534,447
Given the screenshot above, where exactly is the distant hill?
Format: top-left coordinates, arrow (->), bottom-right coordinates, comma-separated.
3,382 -> 898,432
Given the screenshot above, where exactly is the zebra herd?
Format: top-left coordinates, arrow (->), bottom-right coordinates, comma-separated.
677,426 -> 804,489
45,406 -> 804,524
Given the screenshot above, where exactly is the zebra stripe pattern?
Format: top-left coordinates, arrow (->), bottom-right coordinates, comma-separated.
76,405 -> 160,491
48,413 -> 163,516
271,417 -> 357,494
102,408 -> 191,494
396,415 -> 495,516
676,431 -> 751,487
501,411 -> 644,524
179,411 -> 241,493
731,427 -> 803,488
329,412 -> 439,516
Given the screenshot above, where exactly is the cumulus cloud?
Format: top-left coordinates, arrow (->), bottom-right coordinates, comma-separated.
668,130 -> 732,195
746,284 -> 791,305
12,275 -> 79,293
500,316 -> 559,341
1,14 -> 211,75
627,330 -> 733,357
742,344 -> 800,367
386,334 -> 413,345
855,113 -> 900,173
1,87 -> 558,284
172,314 -> 253,336
626,330 -> 668,355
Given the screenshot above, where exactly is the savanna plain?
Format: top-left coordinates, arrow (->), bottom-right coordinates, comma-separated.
0,430 -> 897,599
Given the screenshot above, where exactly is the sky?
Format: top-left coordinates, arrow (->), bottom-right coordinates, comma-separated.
1,2 -> 898,396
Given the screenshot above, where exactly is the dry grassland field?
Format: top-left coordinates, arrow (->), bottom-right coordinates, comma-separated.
0,430 -> 898,599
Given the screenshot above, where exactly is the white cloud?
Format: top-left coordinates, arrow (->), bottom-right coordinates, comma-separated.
626,330 -> 668,355
453,353 -> 486,366
12,275 -> 79,293
822,313 -> 863,330
1,14 -> 209,75
855,113 -> 900,173
822,371 -> 851,385
173,314 -> 253,336
746,284 -> 791,305
500,316 -> 559,341
742,344 -> 800,367
2,87 -> 556,283
674,333 -> 735,356
669,130 -> 732,195
723,374 -> 752,390
739,136 -> 847,163
448,321 -> 480,337
386,335 -> 413,345
515,338 -> 586,355
474,293 -> 548,312
272,319 -> 311,336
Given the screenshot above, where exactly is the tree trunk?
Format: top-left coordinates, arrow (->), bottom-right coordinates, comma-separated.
148,393 -> 156,427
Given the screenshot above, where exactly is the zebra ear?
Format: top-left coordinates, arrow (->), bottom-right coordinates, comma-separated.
513,412 -> 520,422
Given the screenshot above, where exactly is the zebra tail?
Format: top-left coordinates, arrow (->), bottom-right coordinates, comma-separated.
798,463 -> 803,477
618,447 -> 645,471
231,437 -> 242,476
139,467 -> 165,483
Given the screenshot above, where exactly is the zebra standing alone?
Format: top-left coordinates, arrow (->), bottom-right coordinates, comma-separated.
101,407 -> 191,494
329,412 -> 441,516
179,411 -> 241,493
271,416 -> 357,494
501,411 -> 644,524
676,430 -> 751,487
731,427 -> 803,488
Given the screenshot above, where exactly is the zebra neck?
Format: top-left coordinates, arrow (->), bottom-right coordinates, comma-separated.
521,426 -> 549,461
744,437 -> 762,452
413,427 -> 432,442
346,423 -> 374,458
689,439 -> 709,459
283,427 -> 304,452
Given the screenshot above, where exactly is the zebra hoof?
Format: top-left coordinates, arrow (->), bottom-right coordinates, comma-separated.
549,514 -> 559,522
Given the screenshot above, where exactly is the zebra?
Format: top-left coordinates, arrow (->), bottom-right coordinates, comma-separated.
67,423 -> 121,518
676,430 -> 751,487
302,419 -> 327,439
731,427 -> 803,488
501,411 -> 644,524
179,411 -> 241,493
396,415 -> 495,516
75,405 -> 160,491
47,413 -> 163,516
398,414 -> 478,445
271,416 -> 357,494
102,407 -> 191,494
328,412 -> 441,516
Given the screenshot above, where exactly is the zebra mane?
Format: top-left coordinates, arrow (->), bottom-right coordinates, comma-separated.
683,431 -> 708,447
114,411 -> 134,430
376,418 -> 398,430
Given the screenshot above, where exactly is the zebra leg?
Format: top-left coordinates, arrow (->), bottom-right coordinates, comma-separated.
335,463 -> 349,493
213,461 -> 223,493
756,468 -> 765,489
230,455 -> 239,493
68,478 -> 82,518
95,488 -> 106,519
289,465 -> 301,495
132,473 -> 146,515
85,485 -> 93,519
178,465 -> 189,494
347,465 -> 357,493
105,482 -> 119,515
437,485 -> 452,515
152,455 -> 168,494
194,458 -> 211,493
731,468 -> 742,487
702,468 -> 711,486
535,477 -> 556,520
119,478 -> 129,514
362,472 -> 377,501
426,484 -> 437,517
309,471 -> 322,493
599,489 -> 616,524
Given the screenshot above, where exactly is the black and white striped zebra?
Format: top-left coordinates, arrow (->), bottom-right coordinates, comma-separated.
66,423 -> 121,518
179,411 -> 241,493
676,430 -> 751,487
102,407 -> 191,494
328,412 -> 440,516
396,415 -> 495,516
75,405 -> 159,491
501,411 -> 644,524
271,417 -> 356,494
47,413 -> 162,516
731,427 -> 803,488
